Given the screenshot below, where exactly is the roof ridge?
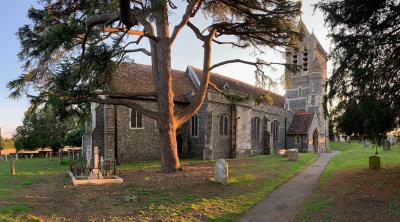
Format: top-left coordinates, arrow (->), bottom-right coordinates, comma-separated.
190,66 -> 283,97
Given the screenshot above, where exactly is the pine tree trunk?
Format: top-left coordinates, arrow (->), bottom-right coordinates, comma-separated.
154,2 -> 181,173
158,114 -> 181,172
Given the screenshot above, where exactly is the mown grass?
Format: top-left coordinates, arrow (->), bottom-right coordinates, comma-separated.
193,154 -> 318,222
1,153 -> 318,221
0,157 -> 72,222
299,141 -> 400,222
0,158 -> 70,200
320,141 -> 400,186
119,154 -> 318,222
119,158 -> 209,171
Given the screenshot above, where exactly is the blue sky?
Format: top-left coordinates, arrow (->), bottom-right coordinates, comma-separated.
0,0 -> 330,137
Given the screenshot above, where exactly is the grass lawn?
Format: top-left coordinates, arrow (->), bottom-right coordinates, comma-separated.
298,141 -> 400,222
1,153 -> 317,221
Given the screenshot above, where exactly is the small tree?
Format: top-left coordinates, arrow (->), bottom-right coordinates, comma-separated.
11,0 -> 301,172
334,96 -> 395,154
14,106 -> 83,151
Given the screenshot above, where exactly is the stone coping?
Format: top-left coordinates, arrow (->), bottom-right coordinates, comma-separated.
69,171 -> 123,186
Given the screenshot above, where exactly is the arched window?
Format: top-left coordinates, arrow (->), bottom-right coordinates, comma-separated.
219,115 -> 229,136
271,120 -> 279,143
190,114 -> 199,137
251,117 -> 261,141
130,109 -> 143,129
303,46 -> 308,71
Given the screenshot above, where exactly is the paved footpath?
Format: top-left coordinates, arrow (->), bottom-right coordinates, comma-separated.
238,151 -> 339,222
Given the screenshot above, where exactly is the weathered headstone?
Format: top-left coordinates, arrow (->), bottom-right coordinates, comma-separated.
383,140 -> 391,151
277,149 -> 287,157
215,159 -> 228,184
369,155 -> 380,169
287,149 -> 298,161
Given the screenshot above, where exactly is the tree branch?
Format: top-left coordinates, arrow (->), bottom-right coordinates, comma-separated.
209,59 -> 286,71
89,97 -> 159,120
213,39 -> 250,48
187,21 -> 205,41
175,28 -> 217,127
101,91 -> 157,98
123,48 -> 152,56
169,0 -> 203,44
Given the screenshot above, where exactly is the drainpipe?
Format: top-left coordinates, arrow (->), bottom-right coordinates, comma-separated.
230,104 -> 237,158
284,117 -> 287,149
114,106 -> 119,165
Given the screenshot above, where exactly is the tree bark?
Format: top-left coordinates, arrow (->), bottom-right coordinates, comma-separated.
153,2 -> 181,173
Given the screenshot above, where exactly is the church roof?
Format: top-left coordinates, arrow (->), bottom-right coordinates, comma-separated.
191,67 -> 285,108
110,63 -> 285,107
309,57 -> 323,73
288,112 -> 314,135
111,63 -> 194,103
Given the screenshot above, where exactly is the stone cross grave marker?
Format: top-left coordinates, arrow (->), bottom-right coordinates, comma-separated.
215,159 -> 228,184
90,146 -> 103,179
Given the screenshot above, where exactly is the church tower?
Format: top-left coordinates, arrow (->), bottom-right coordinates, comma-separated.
285,21 -> 329,152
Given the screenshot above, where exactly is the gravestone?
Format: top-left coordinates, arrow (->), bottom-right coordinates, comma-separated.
215,159 -> 228,184
287,149 -> 298,161
100,156 -> 104,170
369,155 -> 380,169
383,140 -> 391,151
90,146 -> 103,179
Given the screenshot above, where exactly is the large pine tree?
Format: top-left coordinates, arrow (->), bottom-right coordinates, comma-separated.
11,0 -> 301,172
317,0 -> 400,127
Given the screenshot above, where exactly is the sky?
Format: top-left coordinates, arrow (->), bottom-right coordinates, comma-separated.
0,0 -> 330,138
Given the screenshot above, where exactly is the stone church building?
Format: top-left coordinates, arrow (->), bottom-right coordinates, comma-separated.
82,22 -> 329,164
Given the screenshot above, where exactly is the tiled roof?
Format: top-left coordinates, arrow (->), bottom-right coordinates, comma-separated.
110,63 -> 284,107
287,112 -> 314,135
110,63 -> 195,103
191,67 -> 285,108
